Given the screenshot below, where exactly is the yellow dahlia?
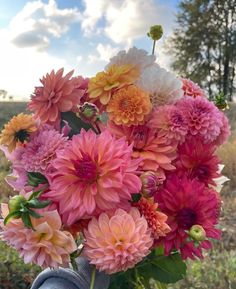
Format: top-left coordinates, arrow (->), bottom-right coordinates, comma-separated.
107,85 -> 152,126
0,113 -> 37,152
88,64 -> 140,105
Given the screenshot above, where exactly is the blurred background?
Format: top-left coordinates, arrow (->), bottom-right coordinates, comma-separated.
0,0 -> 235,288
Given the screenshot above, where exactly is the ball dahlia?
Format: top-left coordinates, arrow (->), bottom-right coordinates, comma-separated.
106,85 -> 152,126
0,205 -> 76,268
28,68 -> 86,124
84,208 -> 153,274
137,64 -> 183,106
182,78 -> 206,98
45,129 -> 142,225
177,96 -> 223,143
155,175 -> 221,259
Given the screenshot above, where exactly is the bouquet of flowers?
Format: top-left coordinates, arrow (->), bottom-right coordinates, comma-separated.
0,27 -> 230,289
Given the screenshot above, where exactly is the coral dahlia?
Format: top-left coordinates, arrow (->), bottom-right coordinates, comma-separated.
0,205 -> 76,268
28,68 -> 86,124
0,113 -> 37,152
106,85 -> 152,126
155,175 -> 221,259
45,129 -> 141,225
84,208 -> 153,274
182,78 -> 206,98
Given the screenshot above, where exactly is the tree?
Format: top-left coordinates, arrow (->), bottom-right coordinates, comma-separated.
169,0 -> 236,100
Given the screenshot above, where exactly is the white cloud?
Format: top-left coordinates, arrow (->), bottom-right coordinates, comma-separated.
10,0 -> 81,50
88,43 -> 120,63
81,0 -> 174,45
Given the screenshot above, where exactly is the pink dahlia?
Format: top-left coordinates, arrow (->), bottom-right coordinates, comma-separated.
155,175 -> 221,259
21,127 -> 67,175
177,138 -> 220,185
45,129 -> 141,225
177,96 -> 223,143
84,208 -> 153,273
214,112 -> 231,145
107,121 -> 176,175
134,197 -> 171,239
28,68 -> 87,124
148,105 -> 188,143
0,205 -> 76,268
182,78 -> 206,98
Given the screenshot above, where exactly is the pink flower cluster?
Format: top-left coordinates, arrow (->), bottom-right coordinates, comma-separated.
0,47 -> 230,274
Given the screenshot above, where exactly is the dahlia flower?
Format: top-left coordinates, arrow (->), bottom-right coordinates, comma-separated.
107,47 -> 156,72
28,68 -> 86,124
214,112 -> 231,145
106,85 -> 152,126
182,78 -> 206,98
177,96 -> 223,144
137,64 -> 183,106
134,197 -> 171,239
88,64 -> 139,105
140,171 -> 165,197
0,113 -> 37,152
155,175 -> 221,259
84,208 -> 153,274
45,129 -> 141,225
108,121 -> 176,174
177,138 -> 220,185
0,205 -> 76,268
21,127 -> 67,175
149,105 -> 188,143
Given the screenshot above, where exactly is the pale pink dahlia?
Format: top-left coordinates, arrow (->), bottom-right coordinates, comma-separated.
28,68 -> 87,124
107,121 -> 176,175
84,208 -> 153,273
177,96 -> 223,143
155,175 -> 221,259
148,105 -> 188,143
45,129 -> 141,225
0,204 -> 76,268
134,197 -> 171,239
21,127 -> 67,175
182,78 -> 206,98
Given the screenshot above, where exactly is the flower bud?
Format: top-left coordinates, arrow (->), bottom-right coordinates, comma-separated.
189,225 -> 206,241
77,102 -> 99,123
8,195 -> 26,213
140,171 -> 163,197
147,25 -> 163,41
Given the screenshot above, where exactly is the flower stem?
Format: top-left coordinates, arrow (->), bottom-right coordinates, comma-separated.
89,266 -> 96,289
156,281 -> 168,289
152,40 -> 156,55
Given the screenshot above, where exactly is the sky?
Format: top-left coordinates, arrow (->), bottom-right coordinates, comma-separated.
0,0 -> 179,100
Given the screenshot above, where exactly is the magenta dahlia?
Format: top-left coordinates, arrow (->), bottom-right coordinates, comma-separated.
45,129 -> 142,225
155,175 -> 221,259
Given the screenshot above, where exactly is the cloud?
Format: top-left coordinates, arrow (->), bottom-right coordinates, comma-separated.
81,0 -> 174,45
10,0 -> 81,50
88,43 -> 120,63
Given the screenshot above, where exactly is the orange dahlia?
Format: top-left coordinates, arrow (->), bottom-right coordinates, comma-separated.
107,85 -> 152,126
0,113 -> 37,152
88,64 -> 140,105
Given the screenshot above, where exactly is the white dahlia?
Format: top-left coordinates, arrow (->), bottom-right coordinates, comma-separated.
106,47 -> 156,72
137,64 -> 184,106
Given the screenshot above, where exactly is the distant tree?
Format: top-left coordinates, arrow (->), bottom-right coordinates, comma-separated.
0,90 -> 7,100
169,0 -> 236,100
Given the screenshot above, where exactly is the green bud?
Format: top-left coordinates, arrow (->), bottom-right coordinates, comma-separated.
8,195 -> 26,213
77,102 -> 99,123
147,25 -> 163,41
189,225 -> 206,241
214,92 -> 229,110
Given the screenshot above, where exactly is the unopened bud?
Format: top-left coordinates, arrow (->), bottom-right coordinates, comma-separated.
147,25 -> 163,41
77,102 -> 99,123
189,225 -> 206,241
8,195 -> 26,213
140,171 -> 162,197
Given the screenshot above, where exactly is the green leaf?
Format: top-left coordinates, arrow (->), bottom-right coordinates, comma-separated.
132,193 -> 141,203
150,252 -> 187,284
28,187 -> 47,201
28,172 -> 48,187
61,111 -> 95,137
4,211 -> 21,225
27,199 -> 51,209
21,213 -> 33,229
27,209 -> 42,219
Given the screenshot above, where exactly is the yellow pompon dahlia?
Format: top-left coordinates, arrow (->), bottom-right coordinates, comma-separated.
0,113 -> 37,152
88,64 -> 140,105
107,85 -> 152,126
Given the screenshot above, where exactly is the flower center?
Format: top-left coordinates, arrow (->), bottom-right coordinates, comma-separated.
192,165 -> 209,181
73,154 -> 97,182
177,208 -> 197,229
15,129 -> 29,143
119,98 -> 132,111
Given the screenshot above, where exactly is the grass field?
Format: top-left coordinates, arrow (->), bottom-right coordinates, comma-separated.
0,101 -> 236,289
